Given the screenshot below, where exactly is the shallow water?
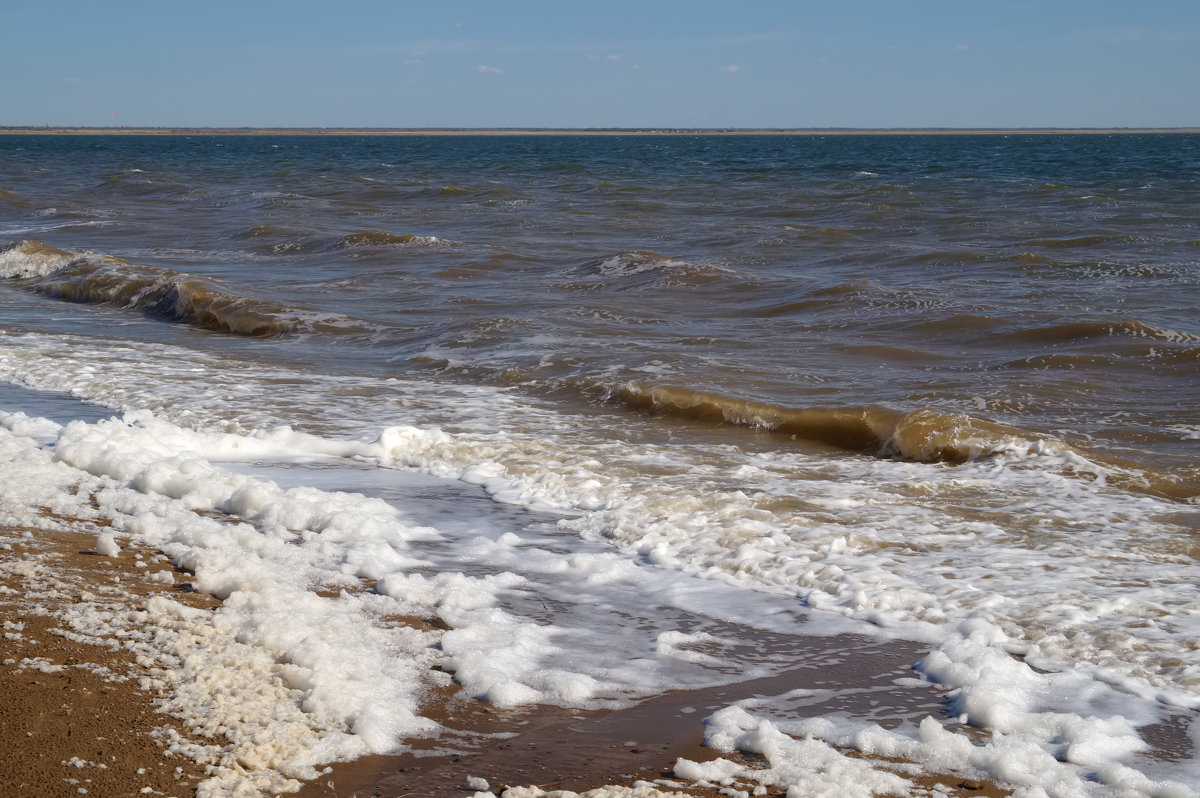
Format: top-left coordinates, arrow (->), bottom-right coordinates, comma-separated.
0,133 -> 1197,796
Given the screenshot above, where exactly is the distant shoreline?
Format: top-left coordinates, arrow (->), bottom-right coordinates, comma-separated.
2,126 -> 1199,136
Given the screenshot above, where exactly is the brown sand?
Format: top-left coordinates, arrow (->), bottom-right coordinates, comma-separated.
2,519 -> 1013,798
20,494 -> 1185,798
0,527 -> 214,797
295,634 -> 1012,798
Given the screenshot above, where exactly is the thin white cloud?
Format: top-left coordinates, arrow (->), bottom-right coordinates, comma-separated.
723,64 -> 740,73
955,44 -> 970,51
587,54 -> 624,62
476,64 -> 503,75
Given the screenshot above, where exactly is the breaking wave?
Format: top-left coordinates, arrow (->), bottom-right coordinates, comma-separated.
336,230 -> 442,248
565,251 -> 735,289
0,239 -> 77,277
611,382 -> 1200,500
612,381 -> 1046,463
0,240 -> 362,337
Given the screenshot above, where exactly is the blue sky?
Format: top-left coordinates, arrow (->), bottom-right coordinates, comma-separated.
4,0 -> 1198,129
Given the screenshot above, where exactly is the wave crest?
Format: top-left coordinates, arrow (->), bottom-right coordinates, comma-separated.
337,230 -> 441,248
610,382 -> 1199,500
1,239 -> 361,337
1003,320 -> 1199,345
593,251 -> 689,277
0,240 -> 78,278
611,382 -> 1049,464
566,251 -> 734,289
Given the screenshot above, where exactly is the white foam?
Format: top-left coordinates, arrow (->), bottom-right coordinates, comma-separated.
0,420 -> 445,795
1168,424 -> 1200,441
0,333 -> 1197,796
504,787 -> 691,798
148,569 -> 174,584
696,695 -> 1197,798
0,409 -> 64,444
595,252 -> 688,277
0,240 -> 76,278
95,532 -> 121,557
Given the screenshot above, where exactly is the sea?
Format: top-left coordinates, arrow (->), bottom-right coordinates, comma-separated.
0,132 -> 1197,797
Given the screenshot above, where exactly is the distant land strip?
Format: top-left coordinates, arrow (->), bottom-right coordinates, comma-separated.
2,126 -> 1200,136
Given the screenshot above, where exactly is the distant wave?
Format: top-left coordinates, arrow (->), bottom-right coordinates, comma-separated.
595,251 -> 690,276
232,227 -> 452,255
1003,353 -> 1121,370
563,251 -> 735,289
95,169 -> 189,197
780,224 -> 858,241
0,240 -> 363,337
336,230 -> 443,248
1001,319 -> 1198,345
1022,233 -> 1138,248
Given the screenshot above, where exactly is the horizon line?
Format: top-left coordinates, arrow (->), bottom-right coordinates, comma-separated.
3,125 -> 1200,136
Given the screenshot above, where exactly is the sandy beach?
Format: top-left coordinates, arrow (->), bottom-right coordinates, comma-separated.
0,527 -> 214,797
1,518 -> 1014,798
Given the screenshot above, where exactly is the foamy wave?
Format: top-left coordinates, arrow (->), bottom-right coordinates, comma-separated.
0,239 -> 78,278
611,381 -> 1054,464
1,240 -> 365,337
571,251 -> 734,288
1141,323 -> 1200,343
337,230 -> 444,248
2,335 -> 1199,786
594,251 -> 689,277
1168,425 -> 1200,441
609,381 -> 1200,501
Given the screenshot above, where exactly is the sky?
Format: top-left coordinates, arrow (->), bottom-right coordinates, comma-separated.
3,0 -> 1199,129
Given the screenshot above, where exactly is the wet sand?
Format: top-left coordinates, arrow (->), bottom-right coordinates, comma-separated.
0,527 -> 214,797
298,647 -> 1013,798
1,519 -> 1015,798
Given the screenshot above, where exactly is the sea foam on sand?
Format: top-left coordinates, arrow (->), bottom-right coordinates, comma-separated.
1,400 -> 1197,797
